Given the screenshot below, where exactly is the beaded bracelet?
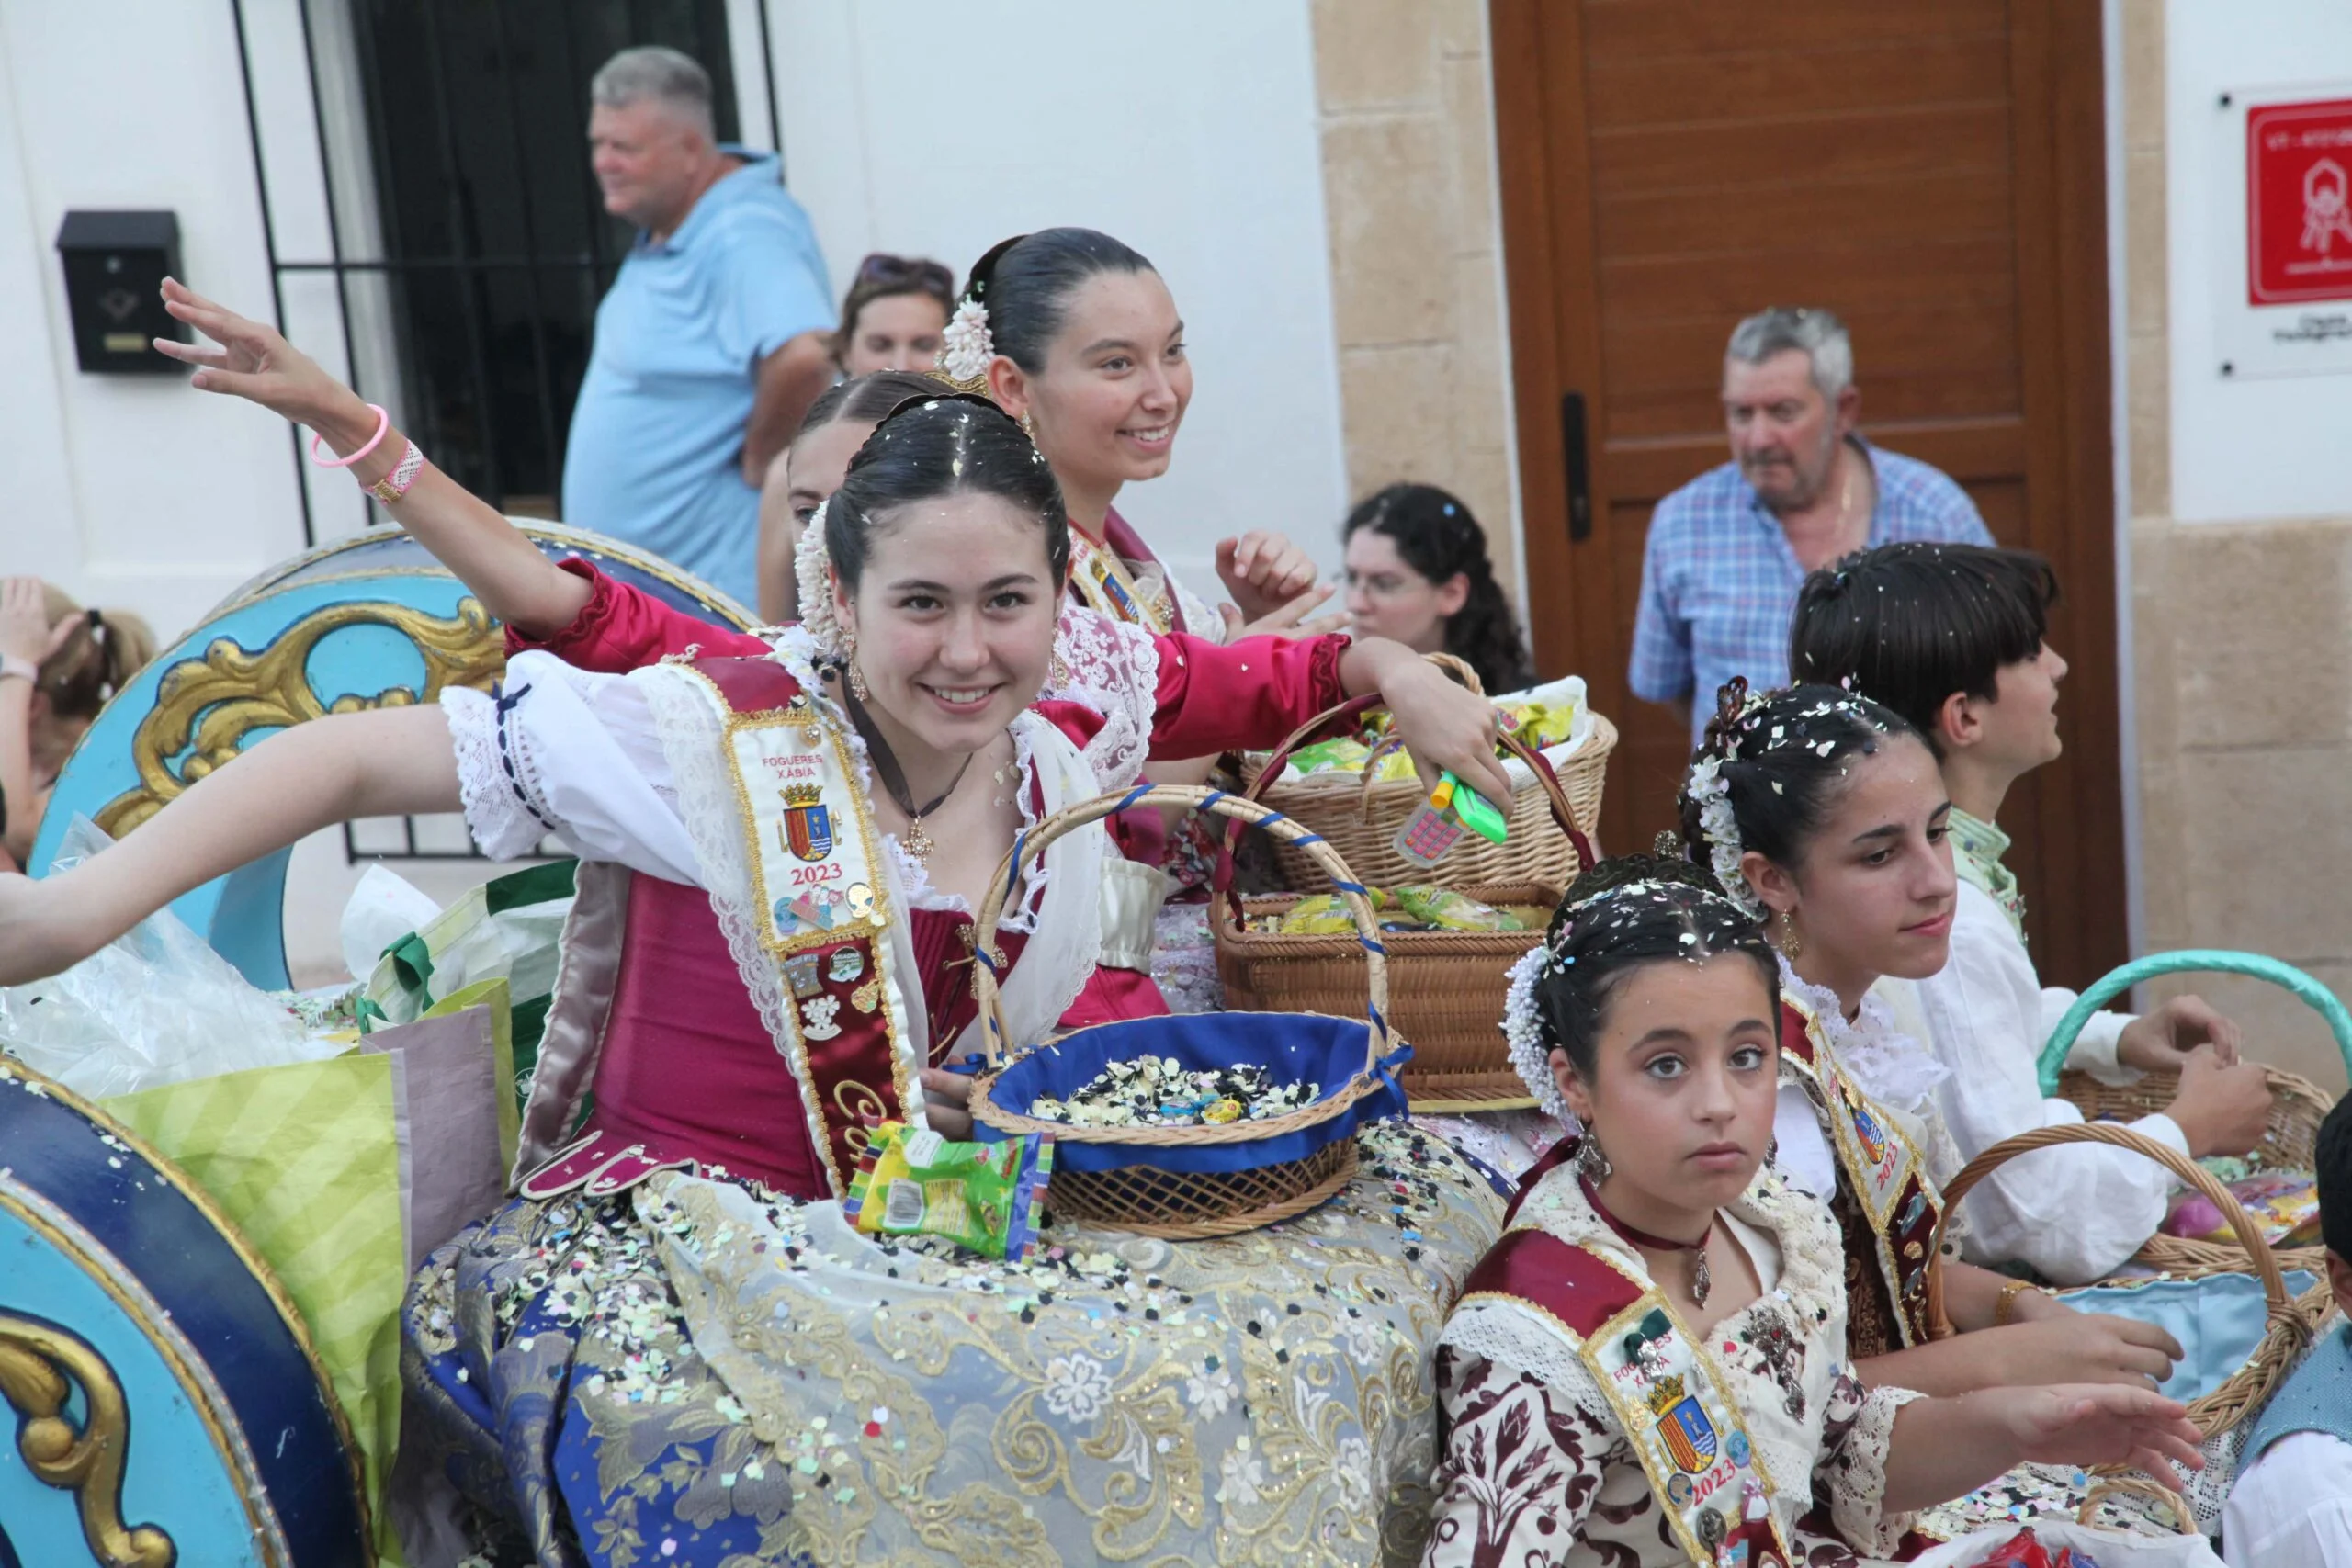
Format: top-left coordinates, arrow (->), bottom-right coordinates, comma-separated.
366,439 -> 427,505
309,403 -> 390,468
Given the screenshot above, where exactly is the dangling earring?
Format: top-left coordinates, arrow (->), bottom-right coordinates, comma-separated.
1050,651 -> 1070,689
842,631 -> 871,702
1020,410 -> 1037,441
1778,908 -> 1804,960
1576,1131 -> 1612,1181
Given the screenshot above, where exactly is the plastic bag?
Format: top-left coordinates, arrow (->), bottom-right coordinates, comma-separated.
0,818 -> 335,1098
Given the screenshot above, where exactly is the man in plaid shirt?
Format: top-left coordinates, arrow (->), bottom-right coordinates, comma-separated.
1629,307 -> 1992,744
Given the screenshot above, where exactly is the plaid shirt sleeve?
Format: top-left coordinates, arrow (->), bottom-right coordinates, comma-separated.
1627,505 -> 1694,703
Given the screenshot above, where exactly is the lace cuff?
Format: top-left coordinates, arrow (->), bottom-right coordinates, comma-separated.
442,682 -> 556,860
1819,1376 -> 1924,1553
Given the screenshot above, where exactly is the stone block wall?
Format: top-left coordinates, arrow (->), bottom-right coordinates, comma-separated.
2122,4 -> 2352,1090
1307,0 -> 1521,593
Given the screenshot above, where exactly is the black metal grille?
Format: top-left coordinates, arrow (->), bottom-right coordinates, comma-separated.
232,0 -> 774,860
234,0 -> 770,540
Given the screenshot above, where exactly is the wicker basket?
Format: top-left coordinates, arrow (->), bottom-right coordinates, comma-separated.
1235,670 -> 1614,892
1214,883 -> 1557,1111
1925,1122 -> 2327,1439
969,785 -> 1407,1240
2041,949 -> 2352,1278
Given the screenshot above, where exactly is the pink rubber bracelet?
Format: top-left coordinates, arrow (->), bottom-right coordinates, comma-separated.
309,403 -> 390,468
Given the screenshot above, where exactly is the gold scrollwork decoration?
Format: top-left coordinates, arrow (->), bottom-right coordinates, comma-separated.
0,1314 -> 177,1568
94,596 -> 505,839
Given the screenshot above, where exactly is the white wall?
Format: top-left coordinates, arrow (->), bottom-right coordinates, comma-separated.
0,0 -> 307,643
2167,0 -> 2352,523
763,0 -> 1354,593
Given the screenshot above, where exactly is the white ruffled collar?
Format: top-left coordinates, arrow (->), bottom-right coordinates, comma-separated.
1775,952 -> 1949,1112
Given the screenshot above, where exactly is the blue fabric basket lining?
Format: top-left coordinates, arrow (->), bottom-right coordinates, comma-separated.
976,1012 -> 1409,1176
2064,1269 -> 2319,1404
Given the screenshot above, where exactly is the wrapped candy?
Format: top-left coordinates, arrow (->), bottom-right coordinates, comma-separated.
1272,886 -> 1523,936
1969,1527 -> 2106,1567
843,1121 -> 1053,1260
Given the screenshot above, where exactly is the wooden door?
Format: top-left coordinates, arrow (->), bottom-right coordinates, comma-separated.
1491,0 -> 2127,987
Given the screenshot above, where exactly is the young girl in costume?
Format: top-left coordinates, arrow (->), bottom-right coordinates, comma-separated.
1662,679 -> 2188,1395
1789,541 -> 2271,1283
0,355 -> 1511,1563
0,578 -> 154,865
1425,859 -> 2212,1567
151,282 -> 1508,1022
946,227 -> 1339,644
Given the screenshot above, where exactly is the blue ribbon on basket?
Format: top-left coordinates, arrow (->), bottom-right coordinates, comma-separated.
1372,1042 -> 1412,1111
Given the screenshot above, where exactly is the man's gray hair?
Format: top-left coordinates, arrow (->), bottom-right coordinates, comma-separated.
591,46 -> 716,140
1725,307 -> 1853,402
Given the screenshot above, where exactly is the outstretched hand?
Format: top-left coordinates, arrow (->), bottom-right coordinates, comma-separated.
2000,1382 -> 2204,1481
152,279 -> 370,441
1217,582 -> 1347,641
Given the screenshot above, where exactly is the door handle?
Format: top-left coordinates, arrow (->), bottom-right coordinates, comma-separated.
1559,391 -> 1591,542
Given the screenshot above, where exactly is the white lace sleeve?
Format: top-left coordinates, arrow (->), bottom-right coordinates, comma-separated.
441,652 -> 702,883
1044,604 -> 1160,789
1818,1375 -> 1924,1555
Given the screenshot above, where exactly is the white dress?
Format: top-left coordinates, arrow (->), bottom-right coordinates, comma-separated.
1910,883 -> 2186,1283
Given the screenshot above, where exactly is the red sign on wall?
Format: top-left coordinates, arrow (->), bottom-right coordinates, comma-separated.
2249,97 -> 2352,306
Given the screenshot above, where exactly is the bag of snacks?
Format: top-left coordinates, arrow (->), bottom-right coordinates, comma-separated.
1271,886 -> 1523,936
842,1121 -> 1053,1260
2163,1169 -> 2323,1247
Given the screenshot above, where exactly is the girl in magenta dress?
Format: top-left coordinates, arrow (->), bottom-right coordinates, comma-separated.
0,284 -> 1521,1565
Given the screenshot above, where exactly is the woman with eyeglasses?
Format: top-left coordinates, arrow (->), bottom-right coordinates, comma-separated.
831,252 -> 956,377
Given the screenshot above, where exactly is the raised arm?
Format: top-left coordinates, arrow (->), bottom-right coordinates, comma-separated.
0,705 -> 458,986
154,280 -> 592,639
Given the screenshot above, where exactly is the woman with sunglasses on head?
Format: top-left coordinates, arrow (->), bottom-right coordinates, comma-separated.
831,252 -> 955,377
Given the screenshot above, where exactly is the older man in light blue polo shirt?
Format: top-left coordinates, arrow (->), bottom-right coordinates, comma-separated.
562,46 -> 837,610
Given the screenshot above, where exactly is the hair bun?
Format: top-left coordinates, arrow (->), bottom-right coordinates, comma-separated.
960,234 -> 1028,306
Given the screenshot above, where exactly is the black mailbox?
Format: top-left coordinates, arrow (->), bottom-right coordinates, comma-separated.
55,209 -> 187,374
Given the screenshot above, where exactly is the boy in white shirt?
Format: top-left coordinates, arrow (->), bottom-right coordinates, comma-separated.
1789,542 -> 2272,1282
2224,1091 -> 2352,1567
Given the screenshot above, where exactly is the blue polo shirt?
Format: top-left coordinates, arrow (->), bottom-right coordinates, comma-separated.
561,149 -> 832,609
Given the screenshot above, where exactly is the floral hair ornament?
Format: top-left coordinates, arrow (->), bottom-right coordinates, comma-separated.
1503,877 -> 1749,1122
1686,680 -> 1770,920
937,298 -> 994,389
793,497 -> 848,660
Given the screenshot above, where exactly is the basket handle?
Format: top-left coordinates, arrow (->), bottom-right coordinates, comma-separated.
2075,1475 -> 2196,1535
2038,950 -> 2352,1095
1216,690 -> 1598,902
969,784 -> 1396,1074
1922,1123 -> 2296,1361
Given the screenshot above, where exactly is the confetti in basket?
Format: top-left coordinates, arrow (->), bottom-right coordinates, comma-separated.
968,784 -> 1410,1239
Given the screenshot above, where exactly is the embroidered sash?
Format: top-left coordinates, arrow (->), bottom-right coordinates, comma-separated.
1778,997 -> 1942,1348
683,657 -> 926,1197
1067,527 -> 1175,634
1459,1228 -> 1795,1568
